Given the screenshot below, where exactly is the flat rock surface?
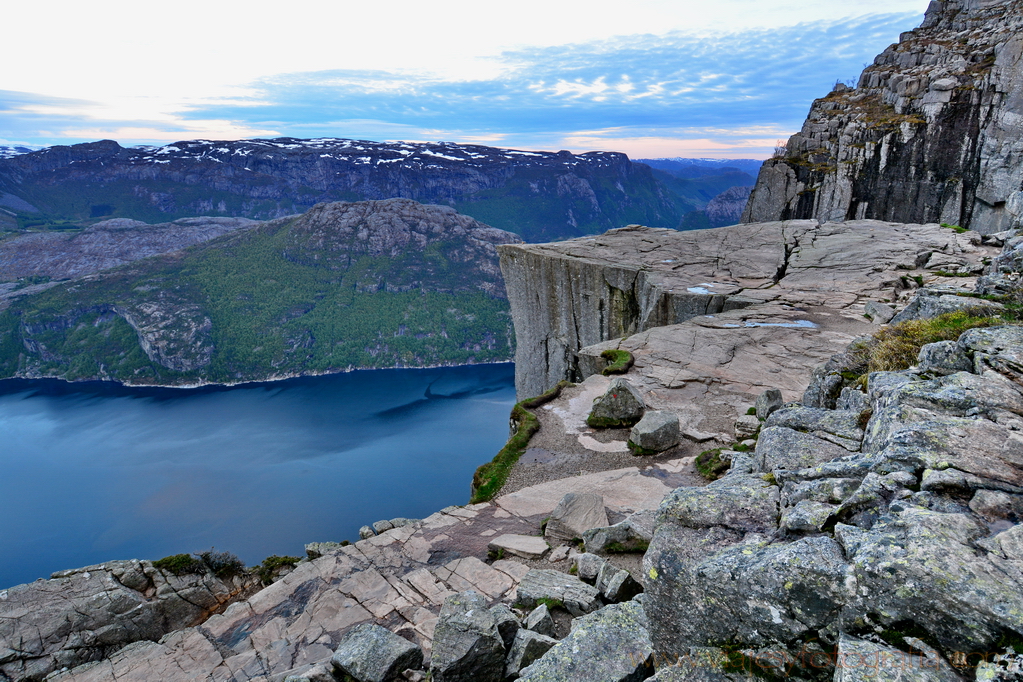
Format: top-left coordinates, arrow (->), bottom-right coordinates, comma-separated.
46,464 -> 676,682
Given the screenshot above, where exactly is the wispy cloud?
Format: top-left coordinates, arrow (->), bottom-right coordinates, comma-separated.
1,12 -> 923,157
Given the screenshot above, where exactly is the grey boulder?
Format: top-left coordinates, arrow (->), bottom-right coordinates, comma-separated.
518,601 -> 654,682
544,492 -> 609,543
489,603 -> 521,650
430,591 -> 506,682
524,603 -> 556,637
628,410 -> 680,453
755,388 -> 784,420
515,569 -> 602,617
505,629 -> 559,680
833,633 -> 962,681
330,623 -> 423,682
595,563 -> 643,603
755,426 -> 853,471
890,289 -> 1003,324
864,301 -> 896,324
587,377 -> 645,428
916,340 -> 973,375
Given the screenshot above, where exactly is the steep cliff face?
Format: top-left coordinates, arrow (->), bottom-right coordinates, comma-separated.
498,219 -> 988,399
0,138 -> 684,242
743,0 -> 1023,234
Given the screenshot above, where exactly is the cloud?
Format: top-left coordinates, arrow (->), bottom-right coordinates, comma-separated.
2,12 -> 923,157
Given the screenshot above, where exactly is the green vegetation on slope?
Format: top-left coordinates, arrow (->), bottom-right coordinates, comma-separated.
0,216 -> 513,384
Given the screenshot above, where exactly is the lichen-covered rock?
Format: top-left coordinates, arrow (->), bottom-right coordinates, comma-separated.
514,570 -> 602,617
330,623 -> 423,682
595,563 -> 643,604
544,493 -> 609,543
505,629 -> 558,679
518,601 -> 654,682
833,633 -> 962,681
780,500 -> 837,533
733,414 -> 761,440
629,410 -> 680,453
755,426 -> 853,472
764,406 -> 864,450
917,340 -> 974,375
644,534 -> 849,657
587,377 -> 646,428
573,553 -> 608,584
430,591 -> 506,682
658,474 -> 779,533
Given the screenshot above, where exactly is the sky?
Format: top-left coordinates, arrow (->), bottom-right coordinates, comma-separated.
1,0 -> 931,159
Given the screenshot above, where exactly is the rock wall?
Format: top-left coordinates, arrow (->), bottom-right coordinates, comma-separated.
742,0 -> 1023,234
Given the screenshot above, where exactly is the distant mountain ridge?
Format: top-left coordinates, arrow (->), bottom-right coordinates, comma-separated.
0,138 -> 688,242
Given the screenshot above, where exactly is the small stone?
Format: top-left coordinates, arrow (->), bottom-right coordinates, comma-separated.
373,520 -> 395,534
548,546 -> 570,563
524,603 -> 556,637
596,563 -> 643,603
587,377 -> 646,428
544,493 -> 609,543
505,629 -> 558,679
489,534 -> 550,560
864,301 -> 896,324
781,500 -> 837,533
574,553 -> 607,584
628,411 -> 681,453
331,623 -> 424,682
755,388 -> 784,420
359,525 -> 376,539
489,603 -> 520,650
304,542 -> 343,559
734,414 -> 761,440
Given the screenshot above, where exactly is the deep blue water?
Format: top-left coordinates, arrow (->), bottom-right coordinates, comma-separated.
0,364 -> 516,589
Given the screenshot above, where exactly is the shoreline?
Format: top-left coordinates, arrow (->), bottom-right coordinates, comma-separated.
0,358 -> 515,392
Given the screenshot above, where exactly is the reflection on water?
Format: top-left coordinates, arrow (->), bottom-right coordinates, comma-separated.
0,364 -> 516,589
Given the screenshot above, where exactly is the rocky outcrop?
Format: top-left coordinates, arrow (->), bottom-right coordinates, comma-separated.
742,0 -> 1023,234
499,219 -> 994,398
0,138 -> 683,242
0,559 -> 256,681
0,217 -> 257,286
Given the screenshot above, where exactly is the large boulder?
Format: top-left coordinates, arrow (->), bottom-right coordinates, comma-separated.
890,289 -> 1004,324
755,426 -> 855,472
515,570 -> 602,617
587,377 -> 645,428
544,493 -> 609,543
518,601 -> 654,682
755,388 -> 784,420
330,623 -> 423,682
629,411 -> 681,453
430,591 -> 506,682
658,474 -> 780,533
764,406 -> 864,450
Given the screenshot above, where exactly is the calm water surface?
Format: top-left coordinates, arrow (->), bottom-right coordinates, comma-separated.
0,364 -> 516,589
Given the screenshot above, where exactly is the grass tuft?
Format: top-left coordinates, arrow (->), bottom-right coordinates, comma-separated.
695,448 -> 730,481
470,381 -> 572,503
256,555 -> 302,585
600,349 -> 634,375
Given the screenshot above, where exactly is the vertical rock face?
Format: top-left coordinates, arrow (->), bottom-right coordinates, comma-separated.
742,0 -> 1023,234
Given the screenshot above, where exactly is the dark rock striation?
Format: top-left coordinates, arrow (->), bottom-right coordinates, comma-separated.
743,0 -> 1023,234
0,138 -> 683,242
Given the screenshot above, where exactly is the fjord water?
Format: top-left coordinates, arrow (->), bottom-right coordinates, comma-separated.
0,364 -> 515,589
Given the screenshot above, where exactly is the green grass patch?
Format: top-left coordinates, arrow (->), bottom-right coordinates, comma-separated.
536,597 -> 565,611
600,349 -> 634,375
934,270 -> 973,277
256,555 -> 302,584
606,539 -> 650,554
940,222 -> 968,234
470,381 -> 572,503
849,311 -> 1003,374
152,553 -> 206,575
696,448 -> 730,481
745,407 -> 757,416
627,440 -> 660,456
